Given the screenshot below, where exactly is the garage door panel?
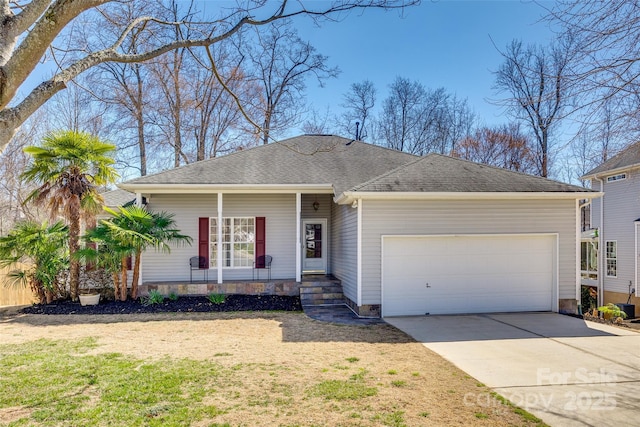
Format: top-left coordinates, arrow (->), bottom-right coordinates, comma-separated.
382,235 -> 555,316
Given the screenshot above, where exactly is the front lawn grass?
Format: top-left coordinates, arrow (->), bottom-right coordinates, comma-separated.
0,312 -> 548,426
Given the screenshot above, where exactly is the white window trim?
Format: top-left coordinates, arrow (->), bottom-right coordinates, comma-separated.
210,216 -> 255,269
605,240 -> 617,278
606,173 -> 626,182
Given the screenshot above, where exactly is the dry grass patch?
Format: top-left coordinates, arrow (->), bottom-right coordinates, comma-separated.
0,309 -> 546,426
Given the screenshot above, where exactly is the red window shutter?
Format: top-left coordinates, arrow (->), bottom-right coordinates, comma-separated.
255,217 -> 266,268
199,217 -> 209,268
126,255 -> 132,271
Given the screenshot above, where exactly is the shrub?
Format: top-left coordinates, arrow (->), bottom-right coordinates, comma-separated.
142,290 -> 165,306
168,291 -> 179,301
598,303 -> 627,320
208,293 -> 226,304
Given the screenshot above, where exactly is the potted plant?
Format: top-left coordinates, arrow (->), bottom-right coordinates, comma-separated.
78,290 -> 100,306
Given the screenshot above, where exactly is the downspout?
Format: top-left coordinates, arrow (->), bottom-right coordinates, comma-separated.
596,177 -> 604,307
633,221 -> 638,296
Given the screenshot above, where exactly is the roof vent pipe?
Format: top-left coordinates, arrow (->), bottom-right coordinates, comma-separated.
355,122 -> 360,140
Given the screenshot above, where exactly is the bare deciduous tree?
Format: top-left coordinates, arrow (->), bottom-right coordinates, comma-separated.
492,38 -> 573,177
240,20 -> 340,144
0,0 -> 416,152
378,77 -> 472,155
340,80 -> 376,140
453,123 -> 537,174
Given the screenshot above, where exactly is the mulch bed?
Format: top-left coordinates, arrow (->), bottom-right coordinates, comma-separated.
21,294 -> 302,315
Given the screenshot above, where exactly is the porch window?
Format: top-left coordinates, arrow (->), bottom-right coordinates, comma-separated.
210,217 -> 255,268
605,240 -> 617,277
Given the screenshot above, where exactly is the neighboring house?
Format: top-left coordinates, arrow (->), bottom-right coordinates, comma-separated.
582,142 -> 640,317
101,189 -> 136,211
119,134 -> 597,317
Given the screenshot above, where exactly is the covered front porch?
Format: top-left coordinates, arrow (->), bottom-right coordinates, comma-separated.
139,275 -> 343,300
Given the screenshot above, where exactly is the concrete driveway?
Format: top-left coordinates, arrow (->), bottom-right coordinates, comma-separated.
386,313 -> 640,427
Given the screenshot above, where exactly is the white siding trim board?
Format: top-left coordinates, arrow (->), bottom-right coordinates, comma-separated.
336,191 -> 601,205
576,199 -> 581,302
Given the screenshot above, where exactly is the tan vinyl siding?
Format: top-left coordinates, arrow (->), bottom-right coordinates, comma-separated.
331,203 -> 358,302
597,171 -> 640,293
361,199 -> 577,305
142,193 -> 296,282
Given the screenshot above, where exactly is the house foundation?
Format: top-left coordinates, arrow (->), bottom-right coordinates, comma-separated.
139,280 -> 302,297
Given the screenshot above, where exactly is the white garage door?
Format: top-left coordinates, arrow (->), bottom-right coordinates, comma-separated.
382,234 -> 555,317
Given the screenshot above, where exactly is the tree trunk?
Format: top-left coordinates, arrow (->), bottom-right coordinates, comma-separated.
69,203 -> 81,300
262,114 -> 271,145
120,257 -> 128,301
130,249 -> 141,299
112,271 -> 121,301
135,66 -> 147,176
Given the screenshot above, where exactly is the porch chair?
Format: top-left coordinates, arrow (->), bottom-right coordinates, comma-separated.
253,255 -> 273,281
190,256 -> 208,283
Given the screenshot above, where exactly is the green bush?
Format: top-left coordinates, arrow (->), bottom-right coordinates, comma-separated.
168,291 -> 179,301
208,293 -> 225,304
142,290 -> 165,306
598,303 -> 627,319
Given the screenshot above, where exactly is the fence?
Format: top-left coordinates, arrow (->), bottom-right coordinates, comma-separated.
0,265 -> 36,306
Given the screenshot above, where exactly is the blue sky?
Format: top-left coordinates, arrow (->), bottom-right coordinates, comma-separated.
292,0 -> 556,128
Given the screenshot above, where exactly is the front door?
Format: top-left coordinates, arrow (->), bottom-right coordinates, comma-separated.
302,219 -> 327,273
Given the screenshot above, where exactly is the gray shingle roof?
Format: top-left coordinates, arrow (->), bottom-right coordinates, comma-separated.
101,189 -> 135,207
583,141 -> 640,177
123,135 -> 418,195
350,154 -> 592,193
121,135 -> 591,195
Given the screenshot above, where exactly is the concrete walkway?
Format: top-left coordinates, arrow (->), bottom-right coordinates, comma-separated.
386,313 -> 640,427
302,304 -> 384,325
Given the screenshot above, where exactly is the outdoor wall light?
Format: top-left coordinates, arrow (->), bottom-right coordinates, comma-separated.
313,200 -> 320,211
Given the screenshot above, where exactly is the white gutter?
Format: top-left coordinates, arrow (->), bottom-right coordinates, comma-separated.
581,163 -> 640,181
335,191 -> 603,205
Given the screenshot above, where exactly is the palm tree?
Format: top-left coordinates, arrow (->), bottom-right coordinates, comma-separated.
0,221 -> 69,303
21,130 -> 118,300
96,206 -> 192,300
78,224 -> 133,301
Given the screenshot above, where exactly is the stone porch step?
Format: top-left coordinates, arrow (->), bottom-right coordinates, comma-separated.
300,279 -> 344,307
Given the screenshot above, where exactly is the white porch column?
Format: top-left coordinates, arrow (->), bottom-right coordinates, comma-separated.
135,192 -> 143,287
217,193 -> 223,284
356,198 -> 362,306
296,193 -> 302,282
576,199 -> 580,303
